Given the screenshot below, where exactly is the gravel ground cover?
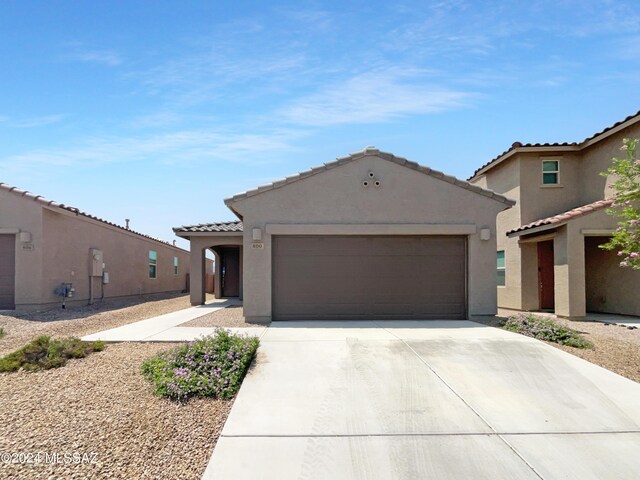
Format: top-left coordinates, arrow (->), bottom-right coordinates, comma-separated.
477,313 -> 640,383
181,306 -> 267,328
0,293 -> 209,357
0,342 -> 232,479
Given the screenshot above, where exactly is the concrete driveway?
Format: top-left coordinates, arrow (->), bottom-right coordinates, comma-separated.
204,321 -> 640,480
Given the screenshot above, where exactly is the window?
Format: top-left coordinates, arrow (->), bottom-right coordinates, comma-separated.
497,250 -> 505,286
149,250 -> 157,279
542,160 -> 559,185
173,256 -> 178,275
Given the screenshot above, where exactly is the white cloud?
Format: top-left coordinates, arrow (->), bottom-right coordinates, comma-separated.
11,114 -> 66,128
70,50 -> 122,66
136,51 -> 307,105
0,128 -> 304,171
279,72 -> 472,126
129,112 -> 185,129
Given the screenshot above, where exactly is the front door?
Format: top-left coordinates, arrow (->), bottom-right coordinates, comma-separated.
537,240 -> 555,310
221,247 -> 240,297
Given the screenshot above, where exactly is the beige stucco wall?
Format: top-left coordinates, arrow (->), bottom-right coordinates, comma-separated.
519,152 -> 582,224
580,123 -> 640,204
472,159 -> 524,310
554,210 -> 640,318
0,189 -> 45,306
471,125 -> 640,315
36,208 -> 191,308
585,236 -> 640,316
185,235 -> 242,306
231,154 -> 511,322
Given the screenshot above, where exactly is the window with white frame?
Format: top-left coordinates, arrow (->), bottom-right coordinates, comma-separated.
497,250 -> 505,286
542,160 -> 560,185
149,250 -> 157,279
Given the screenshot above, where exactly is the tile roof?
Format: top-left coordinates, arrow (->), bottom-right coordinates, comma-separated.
0,182 -> 187,251
469,109 -> 640,180
173,221 -> 243,233
507,199 -> 614,236
224,147 -> 516,208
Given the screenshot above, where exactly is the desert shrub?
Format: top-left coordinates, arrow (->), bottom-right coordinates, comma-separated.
0,327 -> 5,339
142,329 -> 259,401
501,314 -> 593,349
0,336 -> 106,372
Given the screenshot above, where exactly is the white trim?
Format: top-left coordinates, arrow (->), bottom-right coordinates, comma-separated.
0,228 -> 19,234
265,223 -> 477,235
541,158 -> 561,185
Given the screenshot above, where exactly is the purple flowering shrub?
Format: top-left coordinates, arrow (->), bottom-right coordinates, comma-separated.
142,329 -> 259,401
500,314 -> 592,349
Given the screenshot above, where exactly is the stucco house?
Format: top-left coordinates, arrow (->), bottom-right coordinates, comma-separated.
175,147 -> 514,322
0,182 -> 195,311
469,111 -> 640,318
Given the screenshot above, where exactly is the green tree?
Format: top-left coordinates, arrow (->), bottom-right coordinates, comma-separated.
600,138 -> 640,269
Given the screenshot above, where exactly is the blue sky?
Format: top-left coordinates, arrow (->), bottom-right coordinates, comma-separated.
1,0 -> 639,249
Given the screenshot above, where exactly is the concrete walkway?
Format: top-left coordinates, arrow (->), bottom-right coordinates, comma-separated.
81,299 -> 266,342
204,320 -> 640,480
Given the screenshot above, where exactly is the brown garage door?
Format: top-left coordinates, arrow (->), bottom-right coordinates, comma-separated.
0,235 -> 16,310
272,236 -> 466,320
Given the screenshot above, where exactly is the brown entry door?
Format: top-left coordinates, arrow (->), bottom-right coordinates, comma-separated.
221,247 -> 240,297
537,240 -> 555,310
0,235 -> 16,310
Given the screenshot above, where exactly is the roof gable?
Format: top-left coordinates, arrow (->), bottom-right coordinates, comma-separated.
0,181 -> 187,252
225,147 -> 515,211
470,109 -> 640,181
173,221 -> 243,234
507,199 -> 613,236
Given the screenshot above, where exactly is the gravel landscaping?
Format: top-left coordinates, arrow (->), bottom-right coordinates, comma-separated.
0,293 -> 233,479
0,342 -> 232,479
181,305 -> 267,328
0,293 -> 210,357
478,312 -> 640,383
552,317 -> 640,383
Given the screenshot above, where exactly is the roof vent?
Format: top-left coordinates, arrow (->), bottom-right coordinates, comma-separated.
125,219 -> 130,229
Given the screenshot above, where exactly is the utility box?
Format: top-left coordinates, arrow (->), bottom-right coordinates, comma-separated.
89,249 -> 104,277
102,272 -> 110,284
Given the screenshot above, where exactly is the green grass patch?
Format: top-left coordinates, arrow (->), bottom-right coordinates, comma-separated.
500,313 -> 593,349
142,329 -> 259,401
0,336 -> 106,372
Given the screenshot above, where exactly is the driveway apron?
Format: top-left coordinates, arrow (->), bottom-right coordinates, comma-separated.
203,320 -> 640,480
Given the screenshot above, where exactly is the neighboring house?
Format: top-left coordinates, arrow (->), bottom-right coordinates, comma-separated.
0,182 -> 194,311
175,147 -> 514,322
469,111 -> 640,318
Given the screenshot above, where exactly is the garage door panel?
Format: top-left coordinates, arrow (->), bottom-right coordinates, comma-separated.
273,236 -> 466,320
